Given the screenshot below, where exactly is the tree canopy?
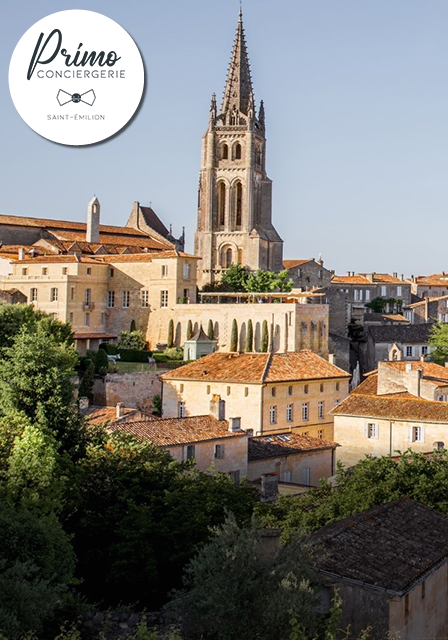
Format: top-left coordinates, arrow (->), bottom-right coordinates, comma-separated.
429,322 -> 448,365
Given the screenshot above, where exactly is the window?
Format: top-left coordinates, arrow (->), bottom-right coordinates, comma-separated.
269,406 -> 277,425
218,182 -> 226,226
302,468 -> 310,486
235,143 -> 242,160
320,383 -> 324,392
30,287 -> 37,302
87,268 -> 91,275
178,402 -> 186,418
271,387 -> 276,397
366,423 -> 378,439
235,182 -> 243,226
334,399 -> 341,407
406,346 -> 414,358
160,290 -> 168,308
183,263 -> 191,279
207,385 -> 211,394
227,386 -> 231,396
84,313 -> 90,327
302,402 -> 309,422
381,285 -> 387,296
62,267 -> 68,275
141,290 -> 149,308
421,346 -> 428,356
288,385 -> 293,396
42,267 -> 47,275
214,444 -> 225,459
397,285 -> 402,297
122,291 -> 130,308
225,247 -> 232,268
186,444 -> 195,460
69,312 -> 73,323
286,404 -> 293,423
336,381 -> 340,391
411,426 -> 424,442
85,288 -> 91,305
230,469 -> 240,485
109,268 -> 114,277
218,399 -> 226,420
180,384 -> 184,392
318,429 -> 323,439
107,291 -> 115,308
297,268 -> 302,278
421,581 -> 426,599
22,268 -> 27,276
70,287 -> 75,301
318,269 -> 323,279
318,401 -> 324,420
162,265 -> 168,278
245,387 -> 249,397
304,384 -> 308,395
282,470 -> 292,483
365,290 -> 371,301
50,287 -> 58,302
221,144 -> 228,160
183,288 -> 190,301
100,312 -> 105,324
405,594 -> 409,616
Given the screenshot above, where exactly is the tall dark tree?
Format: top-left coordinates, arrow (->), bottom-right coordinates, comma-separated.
261,320 -> 269,353
207,319 -> 214,340
230,319 -> 238,352
245,319 -> 253,352
186,320 -> 193,340
167,319 -> 175,348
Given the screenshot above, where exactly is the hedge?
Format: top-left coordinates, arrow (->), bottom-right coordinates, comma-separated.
99,343 -> 152,362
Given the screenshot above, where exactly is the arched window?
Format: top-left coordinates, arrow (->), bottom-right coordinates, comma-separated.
218,182 -> 226,227
226,248 -> 232,268
221,144 -> 228,160
235,182 -> 242,227
234,143 -> 242,160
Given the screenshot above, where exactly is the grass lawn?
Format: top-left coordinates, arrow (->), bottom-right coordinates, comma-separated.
114,361 -> 155,374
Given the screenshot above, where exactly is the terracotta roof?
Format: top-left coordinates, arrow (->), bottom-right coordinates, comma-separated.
52,231 -> 168,249
312,499 -> 448,595
107,415 -> 246,446
408,294 -> 448,308
73,332 -> 117,340
331,275 -> 371,285
413,274 -> 448,287
12,255 -> 103,264
363,313 -> 410,324
98,251 -> 197,263
248,433 -> 337,461
283,259 -> 313,269
381,361 -> 448,383
162,351 -> 350,384
368,324 -> 433,344
358,273 -> 405,284
87,405 -> 138,425
383,314 -> 410,323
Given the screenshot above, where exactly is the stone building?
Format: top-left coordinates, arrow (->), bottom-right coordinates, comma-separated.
408,273 -> 448,298
404,295 -> 448,324
194,11 -> 283,287
161,351 -> 350,439
332,360 -> 448,468
312,499 -> 448,640
364,324 -> 433,372
283,257 -> 332,291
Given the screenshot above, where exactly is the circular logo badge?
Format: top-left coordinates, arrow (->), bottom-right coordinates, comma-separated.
9,10 -> 144,146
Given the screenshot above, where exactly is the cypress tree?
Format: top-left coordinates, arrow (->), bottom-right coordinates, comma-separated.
261,320 -> 269,353
130,319 -> 136,332
246,319 -> 253,352
187,319 -> 193,340
230,319 -> 238,352
79,359 -> 95,401
207,319 -> 214,340
167,319 -> 174,348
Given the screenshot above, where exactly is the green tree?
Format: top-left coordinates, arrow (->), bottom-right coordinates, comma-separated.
152,394 -> 162,415
168,514 -> 322,640
118,330 -> 146,350
78,359 -> 95,401
276,268 -> 293,292
429,322 -> 448,365
230,319 -> 238,352
0,303 -> 73,349
207,319 -> 214,340
186,320 -> 193,340
245,269 -> 278,293
167,319 -> 175,348
130,319 -> 137,332
221,263 -> 249,292
261,320 -> 269,353
0,501 -> 75,640
245,319 -> 253,352
94,348 -> 109,376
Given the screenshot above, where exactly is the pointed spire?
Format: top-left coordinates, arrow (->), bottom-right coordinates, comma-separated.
221,9 -> 254,118
258,99 -> 265,129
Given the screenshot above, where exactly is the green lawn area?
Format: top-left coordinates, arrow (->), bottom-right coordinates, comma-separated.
114,361 -> 154,374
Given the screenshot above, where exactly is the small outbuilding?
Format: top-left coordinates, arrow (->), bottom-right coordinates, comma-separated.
183,326 -> 216,361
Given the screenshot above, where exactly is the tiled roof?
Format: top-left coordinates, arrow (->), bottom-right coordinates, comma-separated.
73,332 -> 117,340
99,251 -> 197,263
332,273 -> 406,285
0,213 -> 159,236
331,275 -> 371,285
52,231 -> 168,249
248,433 -> 337,461
87,405 -> 138,425
368,323 -> 433,344
358,273 -> 405,284
107,415 -> 246,446
139,205 -> 170,238
383,314 -> 410,323
283,259 -> 313,269
408,294 -> 448,308
12,255 -> 102,264
381,361 -> 448,383
364,313 -> 410,324
312,499 -> 448,595
413,274 -> 448,287
162,351 -> 350,384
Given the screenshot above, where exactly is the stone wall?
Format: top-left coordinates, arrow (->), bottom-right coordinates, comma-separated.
247,448 -> 334,485
93,371 -> 161,410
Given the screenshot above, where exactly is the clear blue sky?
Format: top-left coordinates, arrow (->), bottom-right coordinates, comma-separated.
1,0 -> 448,276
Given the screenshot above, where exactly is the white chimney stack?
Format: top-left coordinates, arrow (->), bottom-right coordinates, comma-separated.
86,196 -> 100,243
116,402 -> 124,419
18,247 -> 25,261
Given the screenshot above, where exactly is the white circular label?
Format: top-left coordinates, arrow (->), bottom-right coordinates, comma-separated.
9,10 -> 144,146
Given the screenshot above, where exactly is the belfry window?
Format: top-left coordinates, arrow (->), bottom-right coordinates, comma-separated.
235,182 -> 242,227
234,143 -> 242,160
221,144 -> 228,160
218,182 -> 226,226
226,248 -> 232,268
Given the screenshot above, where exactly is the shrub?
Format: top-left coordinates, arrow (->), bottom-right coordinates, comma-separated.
163,347 -> 183,361
94,348 -> 109,376
246,319 -> 253,352
230,320 -> 238,352
186,320 -> 193,340
152,395 -> 162,415
118,330 -> 146,351
207,319 -> 214,340
78,359 -> 94,401
261,320 -> 269,353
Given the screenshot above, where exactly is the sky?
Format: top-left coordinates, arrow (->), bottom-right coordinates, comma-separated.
1,0 -> 448,276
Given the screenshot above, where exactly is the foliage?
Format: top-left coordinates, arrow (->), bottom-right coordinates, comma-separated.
118,330 -> 147,351
246,319 -> 253,352
221,263 -> 249,292
163,347 -> 183,361
365,297 -> 402,314
261,320 -> 269,353
202,265 -> 293,295
130,319 -> 137,332
0,501 -> 75,640
276,268 -> 293,293
167,320 -> 175,348
152,395 -> 162,415
186,320 -> 193,340
78,359 -> 95,401
255,451 -> 448,539
0,303 -> 73,350
429,322 -> 448,365
230,319 -> 238,352
168,514 -> 322,640
94,348 -> 109,376
207,319 -> 214,340
61,432 -> 257,609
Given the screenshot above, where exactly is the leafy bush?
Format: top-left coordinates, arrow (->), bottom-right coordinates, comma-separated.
94,348 -> 109,376
78,359 -> 94,401
163,347 -> 183,361
118,330 -> 147,351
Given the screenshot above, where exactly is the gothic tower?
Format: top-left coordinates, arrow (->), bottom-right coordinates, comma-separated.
194,10 -> 283,287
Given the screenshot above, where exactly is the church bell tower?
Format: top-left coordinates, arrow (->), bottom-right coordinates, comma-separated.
194,10 -> 283,288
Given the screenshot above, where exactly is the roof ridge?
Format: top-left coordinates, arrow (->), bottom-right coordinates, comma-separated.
261,352 -> 273,383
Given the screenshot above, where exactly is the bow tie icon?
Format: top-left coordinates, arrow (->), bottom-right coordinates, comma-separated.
57,89 -> 96,107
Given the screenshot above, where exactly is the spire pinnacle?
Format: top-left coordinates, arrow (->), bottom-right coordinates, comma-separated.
221,10 -> 254,118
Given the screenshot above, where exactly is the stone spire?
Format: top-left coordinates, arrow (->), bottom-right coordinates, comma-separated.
221,9 -> 254,118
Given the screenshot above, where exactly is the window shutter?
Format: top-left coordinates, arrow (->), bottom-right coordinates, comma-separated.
408,426 -> 413,442
374,424 -> 379,439
420,426 -> 425,443
364,423 -> 369,438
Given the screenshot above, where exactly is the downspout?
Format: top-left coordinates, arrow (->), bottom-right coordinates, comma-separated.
389,421 -> 393,456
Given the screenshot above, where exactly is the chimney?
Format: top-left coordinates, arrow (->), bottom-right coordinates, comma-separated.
86,196 -> 100,243
328,354 -> 335,364
393,272 -> 397,279
401,274 -> 404,281
407,367 -> 422,397
229,417 -> 242,432
346,271 -> 351,277
116,402 -> 124,419
18,247 -> 25,260
366,273 -> 374,282
210,394 -> 222,420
